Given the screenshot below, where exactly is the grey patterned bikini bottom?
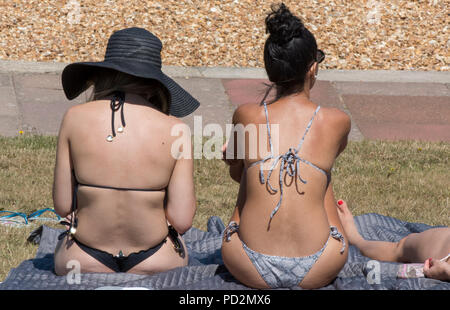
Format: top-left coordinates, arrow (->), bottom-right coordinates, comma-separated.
223,221 -> 346,288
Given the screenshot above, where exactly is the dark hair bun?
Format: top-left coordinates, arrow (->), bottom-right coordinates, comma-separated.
265,3 -> 304,45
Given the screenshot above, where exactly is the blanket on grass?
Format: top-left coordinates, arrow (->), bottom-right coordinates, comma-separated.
0,213 -> 448,290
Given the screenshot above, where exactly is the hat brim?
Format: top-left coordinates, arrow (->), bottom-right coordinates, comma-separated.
61,60 -> 200,118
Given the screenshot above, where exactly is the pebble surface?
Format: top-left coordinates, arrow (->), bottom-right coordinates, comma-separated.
0,0 -> 448,71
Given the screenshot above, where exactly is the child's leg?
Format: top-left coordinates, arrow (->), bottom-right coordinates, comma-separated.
336,200 -> 450,263
336,200 -> 402,262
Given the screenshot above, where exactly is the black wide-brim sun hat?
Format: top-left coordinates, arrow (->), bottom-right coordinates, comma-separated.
61,27 -> 200,118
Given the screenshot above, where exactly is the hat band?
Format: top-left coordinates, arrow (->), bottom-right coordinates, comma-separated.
104,37 -> 162,68
104,55 -> 162,68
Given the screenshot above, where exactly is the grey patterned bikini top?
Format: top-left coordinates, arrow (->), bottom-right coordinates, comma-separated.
248,101 -> 331,224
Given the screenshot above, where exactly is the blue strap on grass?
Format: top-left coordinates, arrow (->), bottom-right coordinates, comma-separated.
0,211 -> 29,225
27,208 -> 61,222
0,208 -> 61,227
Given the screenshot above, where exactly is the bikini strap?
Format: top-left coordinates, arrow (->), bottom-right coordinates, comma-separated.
263,101 -> 274,156
76,182 -> 166,192
330,226 -> 346,254
247,104 -> 328,226
223,221 -> 239,242
72,169 -> 165,192
295,105 -> 321,153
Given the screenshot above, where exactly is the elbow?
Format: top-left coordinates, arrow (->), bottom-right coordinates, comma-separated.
52,186 -> 72,218
179,202 -> 196,234
54,204 -> 71,218
167,200 -> 196,235
176,222 -> 192,235
53,196 -> 72,218
173,214 -> 194,235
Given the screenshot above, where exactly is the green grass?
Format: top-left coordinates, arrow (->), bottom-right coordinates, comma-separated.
333,140 -> 449,226
0,135 -> 449,281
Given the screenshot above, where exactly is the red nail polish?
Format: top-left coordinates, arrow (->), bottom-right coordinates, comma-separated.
337,200 -> 343,205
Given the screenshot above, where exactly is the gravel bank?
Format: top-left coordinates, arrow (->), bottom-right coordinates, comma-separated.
0,0 -> 448,71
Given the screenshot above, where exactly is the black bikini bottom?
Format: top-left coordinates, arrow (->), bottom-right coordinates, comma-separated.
70,226 -> 185,273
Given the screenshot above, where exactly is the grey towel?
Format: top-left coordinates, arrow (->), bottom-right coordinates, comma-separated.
0,214 -> 448,290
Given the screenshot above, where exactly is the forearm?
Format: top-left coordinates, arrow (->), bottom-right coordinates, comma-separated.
323,181 -> 345,233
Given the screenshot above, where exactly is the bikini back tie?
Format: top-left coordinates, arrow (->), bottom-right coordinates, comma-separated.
248,102 -> 330,227
106,91 -> 126,142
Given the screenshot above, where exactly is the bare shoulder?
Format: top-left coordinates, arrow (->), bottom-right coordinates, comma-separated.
160,113 -> 192,142
232,102 -> 263,124
62,100 -> 96,119
165,113 -> 186,126
318,106 -> 351,136
59,104 -> 84,132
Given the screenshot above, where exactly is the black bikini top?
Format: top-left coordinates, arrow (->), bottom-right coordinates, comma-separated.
73,171 -> 166,192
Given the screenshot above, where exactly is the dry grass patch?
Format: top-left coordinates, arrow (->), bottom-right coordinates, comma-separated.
333,140 -> 449,226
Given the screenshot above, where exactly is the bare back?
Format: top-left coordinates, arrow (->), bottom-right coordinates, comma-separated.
72,98 -> 178,252
238,97 -> 347,257
53,93 -> 195,274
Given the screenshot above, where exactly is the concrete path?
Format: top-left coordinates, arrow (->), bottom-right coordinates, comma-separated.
0,60 -> 449,141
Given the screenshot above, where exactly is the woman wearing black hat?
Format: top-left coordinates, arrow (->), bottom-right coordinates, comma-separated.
53,27 -> 199,275
221,4 -> 350,289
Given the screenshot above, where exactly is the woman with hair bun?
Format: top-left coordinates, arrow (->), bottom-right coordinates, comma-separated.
221,3 -> 350,289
